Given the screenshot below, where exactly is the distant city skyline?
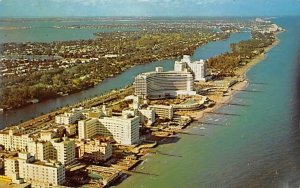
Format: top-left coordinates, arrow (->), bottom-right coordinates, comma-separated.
0,0 -> 300,18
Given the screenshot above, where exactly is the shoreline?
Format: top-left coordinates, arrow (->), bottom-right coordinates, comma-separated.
188,33 -> 281,124
116,28 -> 285,188
117,31 -> 282,185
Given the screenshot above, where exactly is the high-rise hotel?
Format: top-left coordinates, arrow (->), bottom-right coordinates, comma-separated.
78,114 -> 140,145
174,55 -> 207,81
134,67 -> 196,99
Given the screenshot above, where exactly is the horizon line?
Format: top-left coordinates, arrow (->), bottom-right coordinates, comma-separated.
0,15 -> 293,19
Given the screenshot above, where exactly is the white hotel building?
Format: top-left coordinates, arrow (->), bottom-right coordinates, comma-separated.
134,67 -> 196,99
5,152 -> 65,187
78,114 -> 140,145
0,129 -> 33,151
174,55 -> 207,81
26,139 -> 76,165
55,107 -> 85,125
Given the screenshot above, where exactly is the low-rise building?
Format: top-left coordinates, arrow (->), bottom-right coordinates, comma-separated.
138,109 -> 156,125
77,139 -> 112,161
83,105 -> 112,119
55,107 -> 85,125
149,105 -> 174,120
122,108 -> 156,126
63,124 -> 77,136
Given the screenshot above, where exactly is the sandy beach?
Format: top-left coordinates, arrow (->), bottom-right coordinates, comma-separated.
188,35 -> 281,123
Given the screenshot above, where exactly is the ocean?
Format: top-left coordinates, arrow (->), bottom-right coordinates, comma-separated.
117,17 -> 300,188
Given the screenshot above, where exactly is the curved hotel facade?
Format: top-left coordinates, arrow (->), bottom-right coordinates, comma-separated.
134,67 -> 196,99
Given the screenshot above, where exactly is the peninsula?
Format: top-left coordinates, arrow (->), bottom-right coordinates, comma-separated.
0,18 -> 283,187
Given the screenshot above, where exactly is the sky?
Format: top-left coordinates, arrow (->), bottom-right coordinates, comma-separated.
0,0 -> 300,17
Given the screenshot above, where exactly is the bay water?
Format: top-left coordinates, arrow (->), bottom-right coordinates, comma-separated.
0,23 -> 250,128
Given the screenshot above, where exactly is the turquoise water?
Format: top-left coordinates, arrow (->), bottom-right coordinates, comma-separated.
117,17 -> 300,188
0,31 -> 250,129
